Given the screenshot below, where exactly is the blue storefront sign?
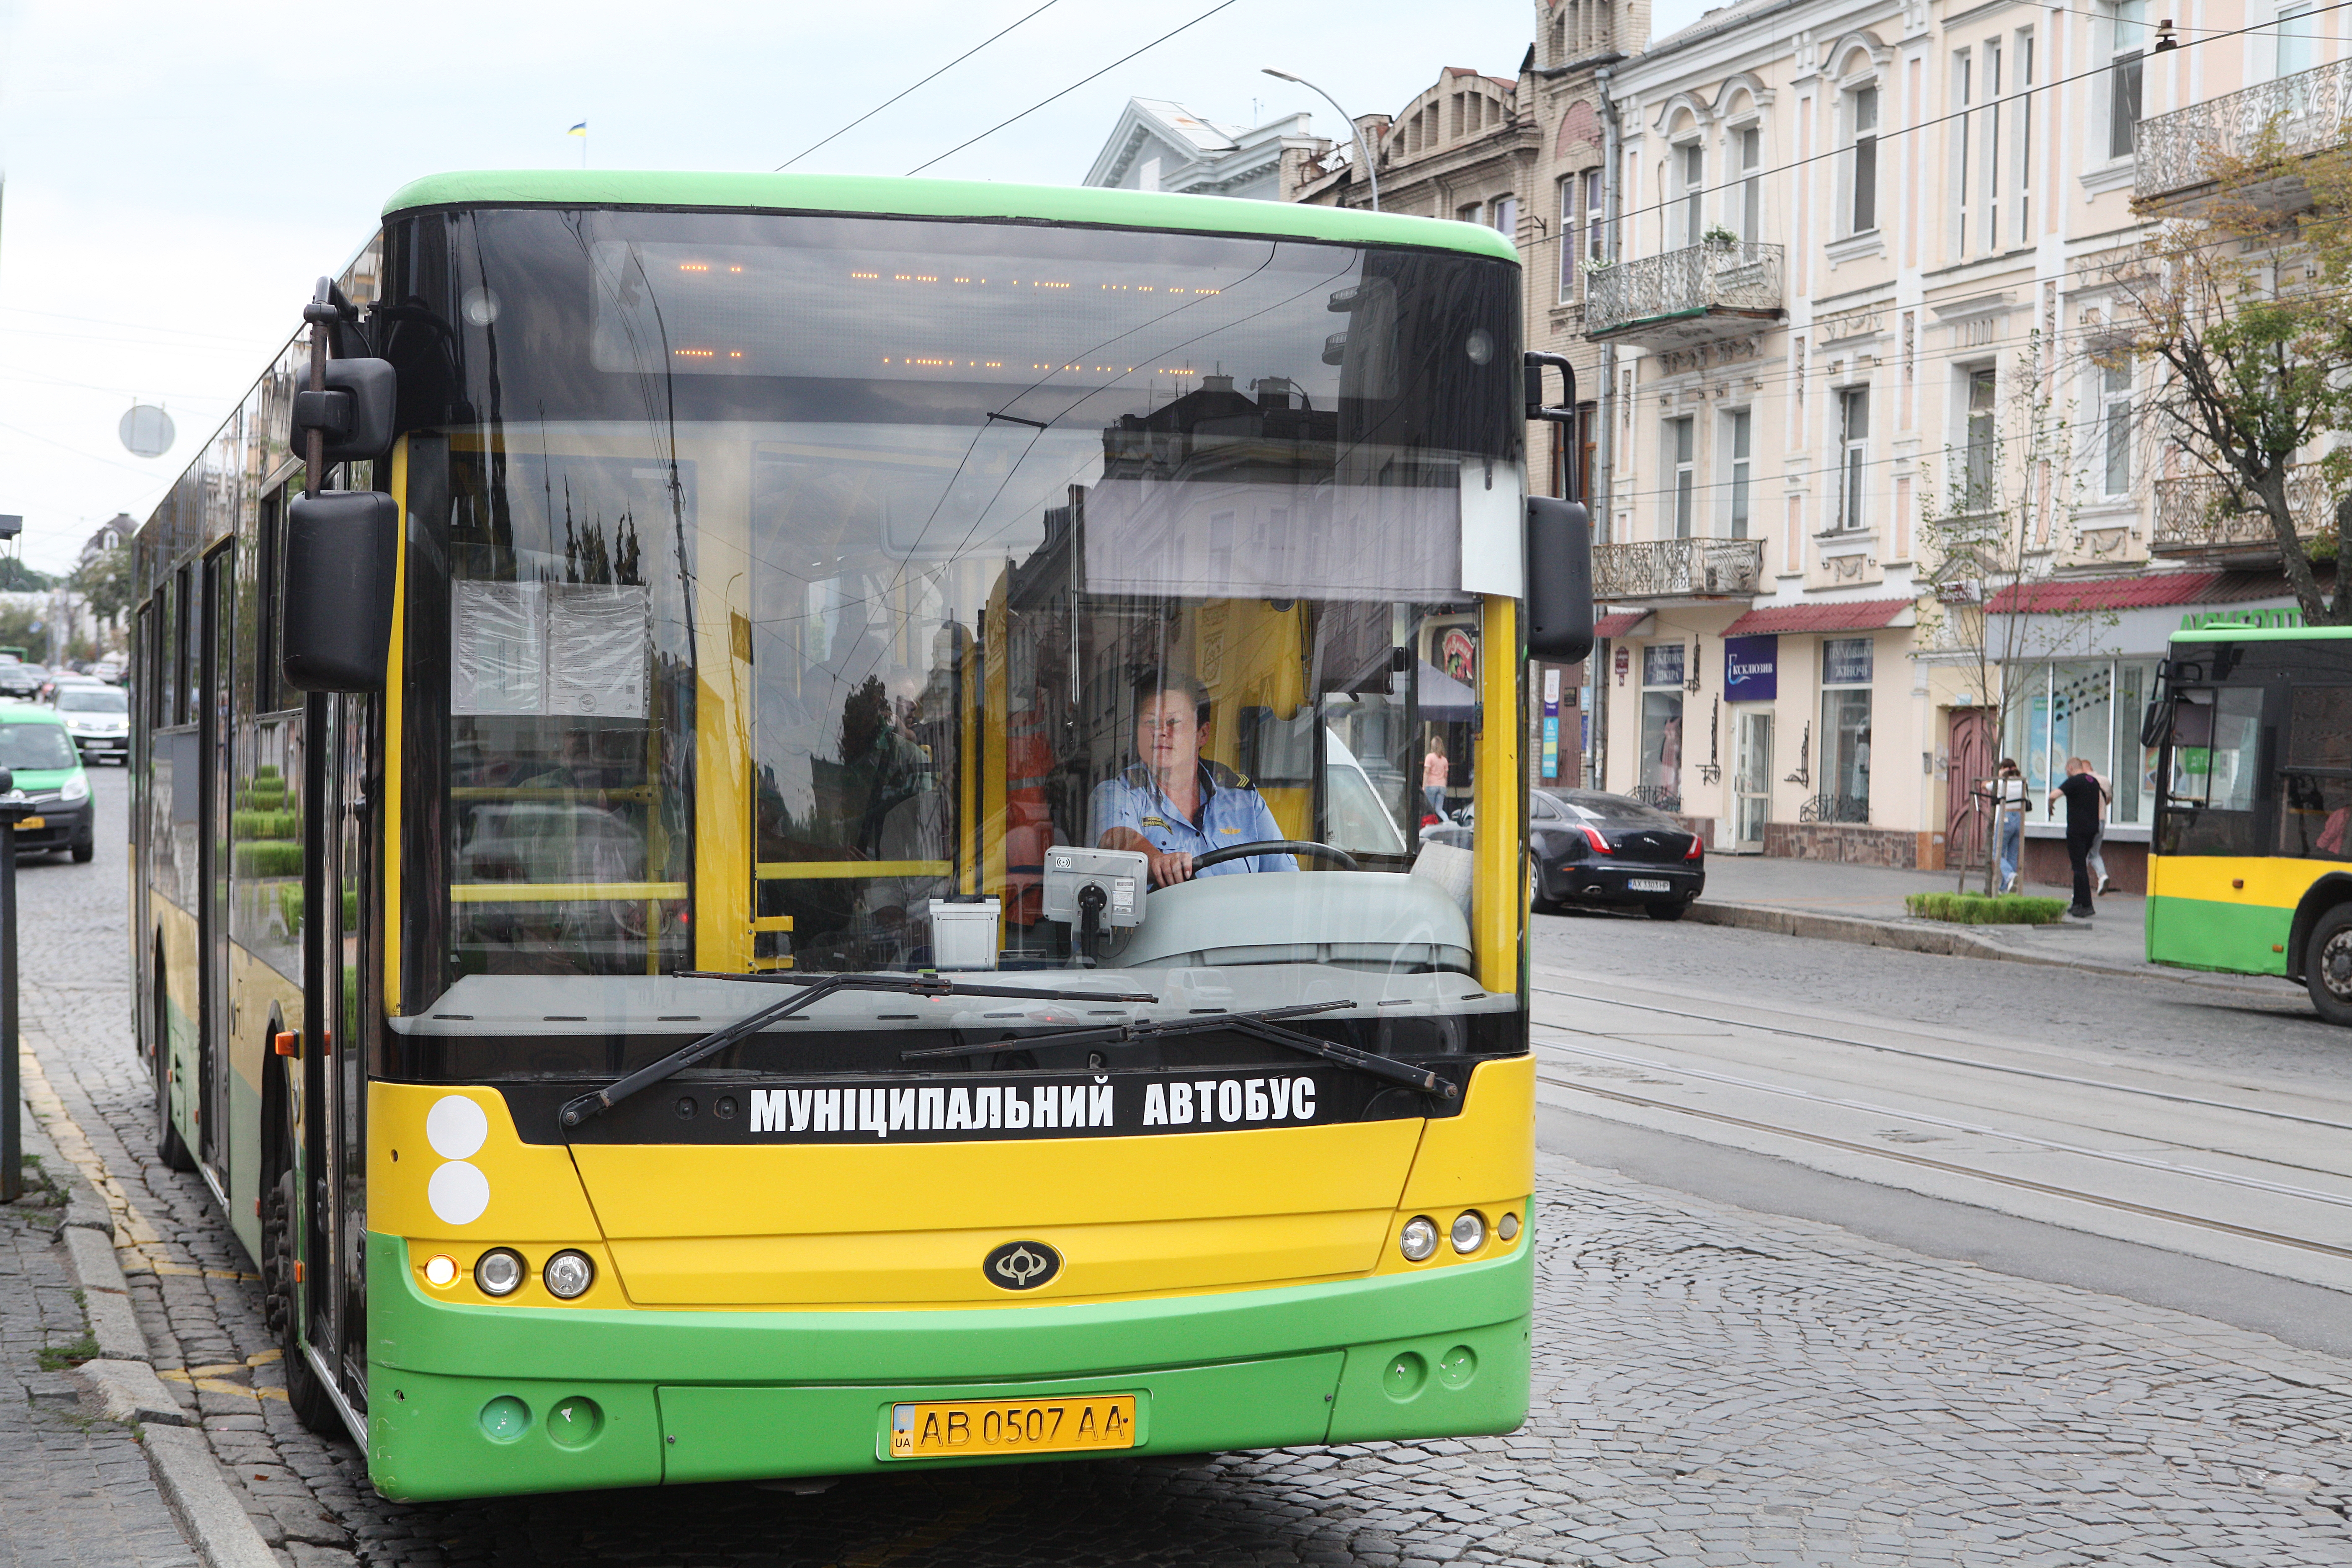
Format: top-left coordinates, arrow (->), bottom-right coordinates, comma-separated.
1724,634 -> 1779,702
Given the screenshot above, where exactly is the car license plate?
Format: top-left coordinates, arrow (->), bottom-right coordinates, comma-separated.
1627,878 -> 1671,892
17,817 -> 44,831
887,1394 -> 1136,1459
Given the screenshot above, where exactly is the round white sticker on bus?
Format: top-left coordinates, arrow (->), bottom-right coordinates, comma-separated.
428,1161 -> 491,1227
426,1095 -> 489,1161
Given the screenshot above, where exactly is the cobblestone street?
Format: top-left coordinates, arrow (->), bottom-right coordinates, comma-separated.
12,770 -> 2352,1564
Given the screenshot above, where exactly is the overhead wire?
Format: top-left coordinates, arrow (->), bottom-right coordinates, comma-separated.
906,0 -> 1243,176
777,0 -> 1064,171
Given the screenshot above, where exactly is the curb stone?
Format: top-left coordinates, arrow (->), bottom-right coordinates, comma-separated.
75,1357 -> 193,1426
1681,898 -> 2283,993
21,1085 -> 286,1568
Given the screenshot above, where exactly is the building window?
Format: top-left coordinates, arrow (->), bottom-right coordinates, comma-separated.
2014,29 -> 2037,241
1491,195 -> 1517,240
1821,637 -> 1875,818
1668,417 -> 1695,538
1965,367 -> 1998,509
1838,387 -> 1871,529
1727,410 -> 1752,539
1982,39 -> 2004,253
1675,142 -> 1704,247
1584,169 -> 1607,293
2110,0 -> 2146,160
2101,358 -> 2133,496
1849,85 -> 1880,235
1639,643 -> 1687,807
1558,175 -> 1578,300
1736,126 -> 1762,241
1952,51 -> 1974,255
1552,402 -> 1599,502
2004,658 -> 2160,827
2280,0 -> 2315,78
1457,201 -> 1485,225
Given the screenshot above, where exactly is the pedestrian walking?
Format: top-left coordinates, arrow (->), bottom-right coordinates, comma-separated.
1995,758 -> 2026,892
1423,734 -> 1449,823
2050,756 -> 2103,918
2083,760 -> 2115,894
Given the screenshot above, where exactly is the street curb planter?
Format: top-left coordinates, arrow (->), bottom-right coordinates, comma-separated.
1903,892 -> 2069,926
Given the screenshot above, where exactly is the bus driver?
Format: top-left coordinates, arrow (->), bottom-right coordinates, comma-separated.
1092,672 -> 1298,886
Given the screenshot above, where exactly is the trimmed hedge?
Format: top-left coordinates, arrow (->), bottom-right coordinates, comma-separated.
232,810 -> 299,840
1904,892 -> 2069,925
234,842 -> 304,877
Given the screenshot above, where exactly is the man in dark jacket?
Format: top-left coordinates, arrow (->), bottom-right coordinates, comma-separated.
2050,757 -> 2104,919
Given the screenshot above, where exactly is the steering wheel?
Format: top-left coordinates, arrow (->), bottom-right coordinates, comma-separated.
1188,839 -> 1360,873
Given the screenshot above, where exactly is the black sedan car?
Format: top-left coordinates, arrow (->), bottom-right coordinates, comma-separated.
1429,788 -> 1705,919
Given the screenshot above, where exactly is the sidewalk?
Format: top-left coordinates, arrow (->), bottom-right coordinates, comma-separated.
1687,853 -> 2279,988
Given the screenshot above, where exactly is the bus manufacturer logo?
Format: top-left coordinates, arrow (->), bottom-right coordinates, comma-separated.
984,1240 -> 1062,1291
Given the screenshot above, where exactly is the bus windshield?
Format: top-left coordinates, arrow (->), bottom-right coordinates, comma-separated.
388,208 -> 1520,1032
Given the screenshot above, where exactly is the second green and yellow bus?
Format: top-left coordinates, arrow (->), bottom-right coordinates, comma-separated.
129,170 -> 1589,1499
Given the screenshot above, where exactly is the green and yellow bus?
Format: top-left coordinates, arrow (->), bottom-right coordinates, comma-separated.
129,171 -> 1590,1500
2145,610 -> 2352,1019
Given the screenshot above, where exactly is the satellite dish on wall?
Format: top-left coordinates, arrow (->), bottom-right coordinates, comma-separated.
119,403 -> 175,459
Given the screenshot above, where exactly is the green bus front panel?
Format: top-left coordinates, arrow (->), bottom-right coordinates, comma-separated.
364,1232 -> 1533,1501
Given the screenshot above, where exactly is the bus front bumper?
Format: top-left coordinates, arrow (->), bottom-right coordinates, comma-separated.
364,1229 -> 1532,1501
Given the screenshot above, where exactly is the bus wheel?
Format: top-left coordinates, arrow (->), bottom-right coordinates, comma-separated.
152,976 -> 196,1172
263,1166 -> 343,1437
2305,906 -> 2352,1026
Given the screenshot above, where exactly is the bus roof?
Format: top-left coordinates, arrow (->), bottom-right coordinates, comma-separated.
381,170 -> 1520,264
2171,624 -> 2352,643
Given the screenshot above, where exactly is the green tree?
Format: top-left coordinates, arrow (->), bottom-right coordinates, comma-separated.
0,557 -> 53,592
69,544 -> 132,634
2115,129 -> 2352,622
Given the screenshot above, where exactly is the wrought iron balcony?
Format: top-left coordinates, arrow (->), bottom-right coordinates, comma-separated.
2151,468 -> 2342,561
1585,241 -> 1785,348
2136,58 -> 2352,210
1592,537 -> 1764,603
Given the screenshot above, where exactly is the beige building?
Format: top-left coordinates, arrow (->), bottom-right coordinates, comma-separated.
1584,0 -> 2328,887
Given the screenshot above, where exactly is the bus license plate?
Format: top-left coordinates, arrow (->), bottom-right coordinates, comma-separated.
887,1395 -> 1136,1459
1627,878 -> 1670,892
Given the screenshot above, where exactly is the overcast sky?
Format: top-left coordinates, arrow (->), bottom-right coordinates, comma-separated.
0,0 -> 1694,578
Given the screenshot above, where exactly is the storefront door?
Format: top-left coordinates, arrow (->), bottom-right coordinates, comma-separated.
1735,711 -> 1772,851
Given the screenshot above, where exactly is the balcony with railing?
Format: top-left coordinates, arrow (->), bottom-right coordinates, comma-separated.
2136,58 -> 2352,211
1584,240 -> 1785,348
2152,468 -> 2342,562
1592,537 -> 1765,603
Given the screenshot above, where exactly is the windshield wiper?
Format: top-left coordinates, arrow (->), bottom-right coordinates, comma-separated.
556,971 -> 1157,1130
900,1000 -> 1458,1101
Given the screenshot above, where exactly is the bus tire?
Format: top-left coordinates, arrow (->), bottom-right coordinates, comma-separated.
2306,905 -> 2352,1026
152,970 -> 196,1173
264,1166 -> 343,1437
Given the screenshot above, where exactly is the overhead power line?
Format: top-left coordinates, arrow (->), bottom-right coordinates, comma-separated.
906,0 -> 1244,176
778,0 -> 1065,172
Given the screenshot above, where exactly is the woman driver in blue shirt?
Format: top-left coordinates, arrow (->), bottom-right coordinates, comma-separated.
1091,672 -> 1297,887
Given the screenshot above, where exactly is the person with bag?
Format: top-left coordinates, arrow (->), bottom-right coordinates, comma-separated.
1995,759 -> 2027,892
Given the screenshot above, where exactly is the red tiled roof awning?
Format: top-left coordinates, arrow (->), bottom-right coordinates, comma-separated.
1719,597 -> 1916,637
1593,611 -> 1651,638
1983,571 -> 2225,614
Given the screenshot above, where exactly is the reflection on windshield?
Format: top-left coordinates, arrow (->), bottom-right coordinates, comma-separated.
395,209 -> 1517,1008
0,723 -> 76,772
57,690 -> 128,714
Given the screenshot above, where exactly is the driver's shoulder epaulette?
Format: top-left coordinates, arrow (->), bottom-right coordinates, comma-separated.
1203,760 -> 1251,790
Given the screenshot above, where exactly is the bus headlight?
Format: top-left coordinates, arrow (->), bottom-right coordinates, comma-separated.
544,1250 -> 595,1300
475,1248 -> 525,1297
1450,1211 -> 1486,1254
1398,1216 -> 1439,1262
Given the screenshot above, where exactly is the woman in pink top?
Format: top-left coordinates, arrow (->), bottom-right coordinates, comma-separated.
1423,735 -> 1450,822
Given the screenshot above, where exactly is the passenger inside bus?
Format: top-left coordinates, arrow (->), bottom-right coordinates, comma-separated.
1091,671 -> 1299,886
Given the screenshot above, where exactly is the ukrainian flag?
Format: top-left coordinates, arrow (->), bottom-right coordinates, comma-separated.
567,122 -> 587,137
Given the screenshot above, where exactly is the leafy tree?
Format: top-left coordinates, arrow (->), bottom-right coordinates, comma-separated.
69,544 -> 133,633
0,557 -> 53,592
2111,128 -> 2352,622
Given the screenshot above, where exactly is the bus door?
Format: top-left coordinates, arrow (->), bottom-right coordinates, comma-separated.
198,543 -> 233,1175
306,690 -> 374,1413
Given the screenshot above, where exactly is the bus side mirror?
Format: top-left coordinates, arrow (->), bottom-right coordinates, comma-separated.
281,490 -> 398,692
292,357 -> 397,465
1525,496 -> 1594,662
2138,699 -> 2171,751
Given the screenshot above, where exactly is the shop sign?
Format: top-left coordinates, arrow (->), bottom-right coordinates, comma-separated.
1541,668 -> 1562,779
1440,627 -> 1478,684
1641,643 -> 1685,688
1823,637 -> 1874,687
1723,635 -> 1778,702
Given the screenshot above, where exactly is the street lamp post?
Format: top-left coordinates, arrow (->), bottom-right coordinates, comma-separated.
1262,68 -> 1379,213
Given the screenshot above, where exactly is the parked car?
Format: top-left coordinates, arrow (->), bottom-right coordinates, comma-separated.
0,705 -> 93,861
0,660 -> 40,700
54,684 -> 129,765
1427,788 -> 1704,919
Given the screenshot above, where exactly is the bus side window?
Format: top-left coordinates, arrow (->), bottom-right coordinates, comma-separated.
2282,687 -> 2352,859
2169,688 -> 2261,812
